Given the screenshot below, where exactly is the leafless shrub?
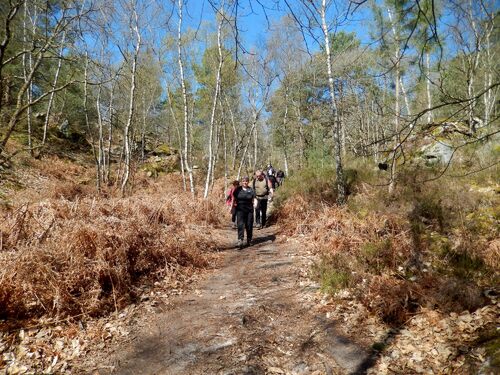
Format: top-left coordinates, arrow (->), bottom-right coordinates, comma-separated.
362,276 -> 421,326
276,170 -> 497,321
0,183 -> 223,322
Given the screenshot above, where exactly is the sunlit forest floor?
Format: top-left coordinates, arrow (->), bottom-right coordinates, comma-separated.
0,141 -> 498,374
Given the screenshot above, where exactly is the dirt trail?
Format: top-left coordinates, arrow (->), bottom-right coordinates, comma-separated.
94,227 -> 371,375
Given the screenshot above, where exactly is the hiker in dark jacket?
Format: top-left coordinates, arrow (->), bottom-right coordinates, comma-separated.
276,169 -> 285,187
233,176 -> 256,249
253,169 -> 273,229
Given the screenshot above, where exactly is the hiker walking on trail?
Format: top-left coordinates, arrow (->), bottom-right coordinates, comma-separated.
253,170 -> 273,229
276,169 -> 285,187
234,176 -> 256,249
226,180 -> 239,229
266,164 -> 277,189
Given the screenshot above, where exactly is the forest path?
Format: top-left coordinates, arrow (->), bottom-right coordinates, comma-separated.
93,226 -> 371,375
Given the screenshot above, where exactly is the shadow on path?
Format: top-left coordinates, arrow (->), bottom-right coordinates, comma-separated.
251,233 -> 276,245
352,327 -> 402,374
94,224 -> 372,375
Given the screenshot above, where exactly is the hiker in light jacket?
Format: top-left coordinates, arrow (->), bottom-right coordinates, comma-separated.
252,169 -> 273,229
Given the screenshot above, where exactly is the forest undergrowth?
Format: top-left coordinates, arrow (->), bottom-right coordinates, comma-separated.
0,151 -> 226,327
274,161 -> 499,373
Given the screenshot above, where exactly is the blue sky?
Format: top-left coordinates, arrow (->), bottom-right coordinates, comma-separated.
183,0 -> 374,53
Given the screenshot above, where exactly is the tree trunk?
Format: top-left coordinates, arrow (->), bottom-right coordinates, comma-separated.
425,51 -> 433,124
105,82 -> 115,184
43,30 -> 66,144
83,53 -> 101,192
96,83 -> 104,189
167,88 -> 187,191
253,122 -> 258,171
177,0 -> 194,195
0,5 -> 73,156
282,90 -> 290,177
22,4 -> 33,155
203,14 -> 224,198
223,112 -> 228,190
211,116 -> 221,191
237,115 -> 258,180
387,7 -> 402,194
120,8 -> 141,195
225,97 -> 239,171
0,1 -> 23,116
321,0 -> 346,204
24,4 -> 39,156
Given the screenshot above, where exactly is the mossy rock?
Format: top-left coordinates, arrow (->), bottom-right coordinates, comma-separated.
152,144 -> 176,156
142,161 -> 164,178
142,154 -> 181,177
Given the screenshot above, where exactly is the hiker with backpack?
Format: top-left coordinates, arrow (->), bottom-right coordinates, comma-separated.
276,169 -> 285,187
226,180 -> 239,229
266,163 -> 278,189
233,176 -> 256,249
253,169 -> 273,229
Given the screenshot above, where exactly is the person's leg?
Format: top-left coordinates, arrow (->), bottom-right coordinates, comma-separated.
236,210 -> 245,243
260,198 -> 268,227
254,199 -> 261,226
246,210 -> 254,245
231,207 -> 237,228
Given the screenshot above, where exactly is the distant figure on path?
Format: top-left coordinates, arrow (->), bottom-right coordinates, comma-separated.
252,169 -> 273,229
226,180 -> 239,229
276,169 -> 285,187
266,163 -> 277,189
233,176 -> 256,249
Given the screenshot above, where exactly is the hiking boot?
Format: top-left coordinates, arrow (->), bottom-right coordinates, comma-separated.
247,239 -> 252,246
256,223 -> 262,230
237,239 -> 244,249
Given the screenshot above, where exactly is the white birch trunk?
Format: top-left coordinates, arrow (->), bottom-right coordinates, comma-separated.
120,8 -> 141,195
387,7 -> 401,193
223,113 -> 228,190
321,0 -> 345,204
23,4 -> 37,155
22,5 -> 31,154
96,83 -> 104,188
211,117 -> 221,191
237,115 -> 258,180
253,123 -> 258,171
167,89 -> 187,190
105,82 -> 115,183
425,51 -> 433,124
177,0 -> 194,195
225,97 -> 239,171
83,53 -> 101,192
43,30 -> 66,144
282,90 -> 290,177
203,15 -> 224,198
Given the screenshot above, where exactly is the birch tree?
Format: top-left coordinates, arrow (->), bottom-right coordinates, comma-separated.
203,5 -> 225,198
0,2 -> 85,158
42,30 -> 66,144
283,0 -> 348,203
120,3 -> 141,194
176,0 -> 195,194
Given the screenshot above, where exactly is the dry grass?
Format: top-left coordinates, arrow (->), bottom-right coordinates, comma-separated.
0,170 -> 227,324
275,172 -> 499,326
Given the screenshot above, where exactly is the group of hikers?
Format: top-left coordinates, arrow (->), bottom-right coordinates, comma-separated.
225,164 -> 285,249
